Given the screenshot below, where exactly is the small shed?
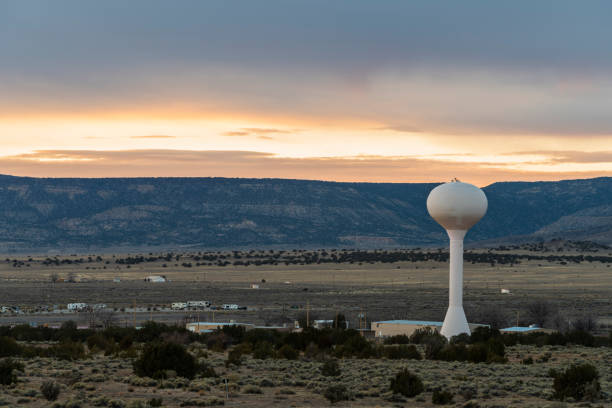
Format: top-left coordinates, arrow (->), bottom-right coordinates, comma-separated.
144,275 -> 167,283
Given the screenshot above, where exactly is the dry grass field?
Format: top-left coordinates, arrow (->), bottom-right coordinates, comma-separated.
0,249 -> 611,407
0,249 -> 610,330
1,343 -> 610,407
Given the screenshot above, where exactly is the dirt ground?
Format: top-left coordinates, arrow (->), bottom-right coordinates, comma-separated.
0,250 -> 610,331
0,249 -> 611,407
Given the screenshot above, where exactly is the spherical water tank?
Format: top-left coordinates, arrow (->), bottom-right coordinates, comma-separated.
427,180 -> 487,230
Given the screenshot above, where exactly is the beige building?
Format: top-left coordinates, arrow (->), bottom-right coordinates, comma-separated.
186,321 -> 254,334
371,320 -> 487,338
186,321 -> 295,334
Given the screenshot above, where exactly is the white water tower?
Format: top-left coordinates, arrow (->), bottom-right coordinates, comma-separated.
427,179 -> 487,339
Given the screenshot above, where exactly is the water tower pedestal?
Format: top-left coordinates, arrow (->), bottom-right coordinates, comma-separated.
441,229 -> 470,338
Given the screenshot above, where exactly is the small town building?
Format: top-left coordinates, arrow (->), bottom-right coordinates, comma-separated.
144,275 -> 167,283
186,321 -> 254,334
371,320 -> 488,338
313,319 -> 334,329
499,325 -> 553,334
67,303 -> 88,311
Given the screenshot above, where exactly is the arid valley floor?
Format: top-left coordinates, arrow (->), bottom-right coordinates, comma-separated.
0,246 -> 610,407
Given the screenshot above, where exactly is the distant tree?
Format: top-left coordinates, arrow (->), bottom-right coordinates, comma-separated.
473,305 -> 509,330
99,310 -> 117,329
50,272 -> 59,283
525,300 -> 552,328
549,313 -> 570,333
572,315 -> 597,333
333,313 -> 347,329
297,312 -> 319,329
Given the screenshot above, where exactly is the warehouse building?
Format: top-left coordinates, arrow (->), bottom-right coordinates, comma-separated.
186,321 -> 255,334
371,320 -> 488,338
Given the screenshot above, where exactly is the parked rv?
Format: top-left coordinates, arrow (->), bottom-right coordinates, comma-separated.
187,301 -> 211,309
172,302 -> 188,310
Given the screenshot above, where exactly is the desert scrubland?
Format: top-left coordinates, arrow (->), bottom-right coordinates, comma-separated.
0,247 -> 610,407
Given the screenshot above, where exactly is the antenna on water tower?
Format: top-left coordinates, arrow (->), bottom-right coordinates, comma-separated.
427,179 -> 487,339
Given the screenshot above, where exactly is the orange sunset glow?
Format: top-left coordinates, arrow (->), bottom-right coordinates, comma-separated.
2,2 -> 612,185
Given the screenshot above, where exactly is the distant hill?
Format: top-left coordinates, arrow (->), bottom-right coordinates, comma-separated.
0,175 -> 610,253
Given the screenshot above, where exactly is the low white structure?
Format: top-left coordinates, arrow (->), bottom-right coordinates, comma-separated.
250,284 -> 260,289
313,319 -> 349,329
144,275 -> 167,283
186,321 -> 254,334
67,303 -> 88,311
500,288 -> 512,294
222,304 -> 239,310
500,325 -> 552,334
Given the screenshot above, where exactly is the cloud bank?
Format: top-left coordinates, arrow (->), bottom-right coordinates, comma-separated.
1,149 -> 610,186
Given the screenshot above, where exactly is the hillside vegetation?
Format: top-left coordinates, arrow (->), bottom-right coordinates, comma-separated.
0,175 -> 610,251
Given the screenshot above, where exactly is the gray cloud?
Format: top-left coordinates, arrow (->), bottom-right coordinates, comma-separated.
3,1 -> 612,136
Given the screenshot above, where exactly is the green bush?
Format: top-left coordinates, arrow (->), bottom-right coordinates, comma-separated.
390,369 -> 423,397
320,359 -> 341,377
383,334 -> 410,345
432,389 -> 454,405
41,381 -> 61,401
424,334 -> 447,359
0,336 -> 22,357
552,363 -> 600,401
197,362 -> 217,378
277,344 -> 299,360
133,341 -> 196,379
410,327 -> 439,344
436,344 -> 468,361
225,347 -> 243,367
0,358 -> 23,385
385,344 -> 422,360
148,398 -> 163,407
324,384 -> 351,403
252,341 -> 275,359
47,340 -> 86,360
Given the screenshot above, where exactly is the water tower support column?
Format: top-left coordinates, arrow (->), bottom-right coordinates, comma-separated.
441,229 -> 470,339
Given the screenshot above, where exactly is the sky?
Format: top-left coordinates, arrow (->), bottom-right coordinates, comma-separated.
1,1 -> 612,186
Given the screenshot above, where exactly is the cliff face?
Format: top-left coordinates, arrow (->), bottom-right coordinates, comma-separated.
0,175 -> 610,252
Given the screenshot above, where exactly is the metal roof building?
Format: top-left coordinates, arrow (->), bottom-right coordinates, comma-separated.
372,320 -> 487,338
